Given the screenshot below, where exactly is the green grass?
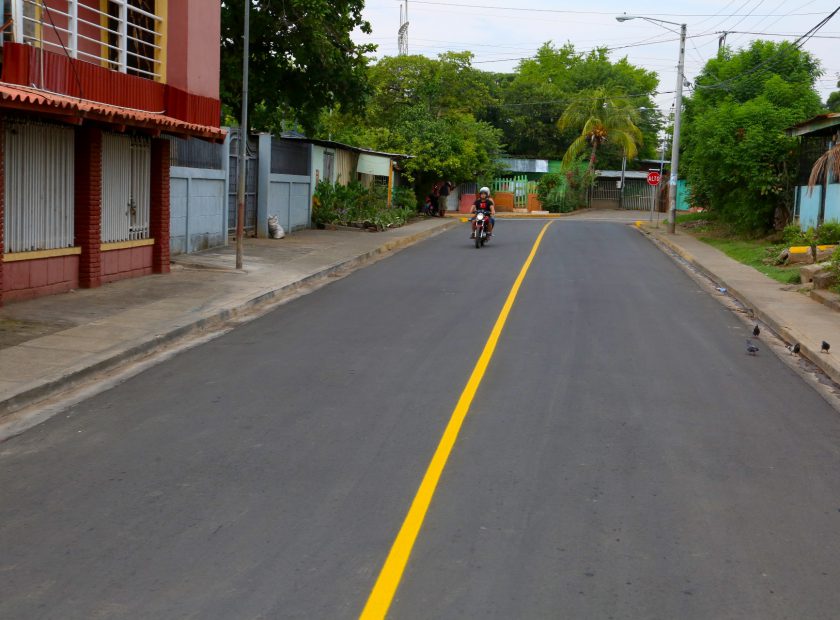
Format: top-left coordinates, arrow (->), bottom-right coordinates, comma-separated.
698,236 -> 801,284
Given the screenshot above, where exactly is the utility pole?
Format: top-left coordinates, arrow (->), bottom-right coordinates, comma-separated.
235,0 -> 250,270
398,1 -> 409,55
718,31 -> 728,50
668,23 -> 686,234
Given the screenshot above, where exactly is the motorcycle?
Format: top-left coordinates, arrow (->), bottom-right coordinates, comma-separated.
472,209 -> 491,248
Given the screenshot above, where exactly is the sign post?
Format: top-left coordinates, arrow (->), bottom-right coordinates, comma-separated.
647,170 -> 661,219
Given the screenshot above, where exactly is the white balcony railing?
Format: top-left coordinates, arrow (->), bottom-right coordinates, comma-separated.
12,0 -> 163,81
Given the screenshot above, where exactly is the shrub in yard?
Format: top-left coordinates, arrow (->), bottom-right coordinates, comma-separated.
817,222 -> 840,245
313,180 -> 414,229
392,186 -> 417,211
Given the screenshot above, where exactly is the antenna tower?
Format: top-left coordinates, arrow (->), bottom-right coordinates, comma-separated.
398,1 -> 409,55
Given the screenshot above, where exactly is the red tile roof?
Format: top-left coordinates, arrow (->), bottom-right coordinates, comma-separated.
0,82 -> 226,142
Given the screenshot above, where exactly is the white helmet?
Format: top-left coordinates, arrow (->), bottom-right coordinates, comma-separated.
479,186 -> 490,195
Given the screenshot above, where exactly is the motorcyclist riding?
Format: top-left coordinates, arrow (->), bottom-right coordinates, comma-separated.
470,186 -> 495,238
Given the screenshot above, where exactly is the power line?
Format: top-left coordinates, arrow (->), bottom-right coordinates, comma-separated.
471,33 -> 719,64
392,0 -> 827,17
695,4 -> 840,91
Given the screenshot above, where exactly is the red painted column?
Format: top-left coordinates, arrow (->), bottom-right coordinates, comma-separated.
0,115 -> 4,307
150,138 -> 170,274
74,126 -> 103,288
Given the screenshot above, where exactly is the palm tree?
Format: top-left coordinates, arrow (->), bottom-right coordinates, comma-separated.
558,87 -> 643,172
808,133 -> 840,191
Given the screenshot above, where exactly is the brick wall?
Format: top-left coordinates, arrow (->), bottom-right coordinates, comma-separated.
74,127 -> 102,288
150,138 -> 171,274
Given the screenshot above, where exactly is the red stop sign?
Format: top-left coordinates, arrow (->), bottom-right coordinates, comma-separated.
647,171 -> 661,186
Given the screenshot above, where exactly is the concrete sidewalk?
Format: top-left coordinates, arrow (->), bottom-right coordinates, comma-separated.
0,217 -> 459,421
642,224 -> 840,385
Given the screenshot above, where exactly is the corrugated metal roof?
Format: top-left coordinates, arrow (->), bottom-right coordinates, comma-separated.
0,82 -> 226,142
278,135 -> 412,159
786,113 -> 840,137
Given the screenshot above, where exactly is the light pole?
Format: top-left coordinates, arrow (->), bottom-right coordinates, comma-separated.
236,0 -> 251,270
616,15 -> 686,234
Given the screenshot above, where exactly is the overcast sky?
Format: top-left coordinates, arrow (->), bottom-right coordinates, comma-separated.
352,0 -> 840,114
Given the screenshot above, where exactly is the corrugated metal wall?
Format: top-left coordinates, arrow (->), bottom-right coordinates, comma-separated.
101,134 -> 151,242
4,119 -> 75,253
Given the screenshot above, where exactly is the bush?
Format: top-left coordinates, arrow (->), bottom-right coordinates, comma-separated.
817,222 -> 840,245
535,165 -> 594,213
392,186 -> 417,211
312,180 -> 414,230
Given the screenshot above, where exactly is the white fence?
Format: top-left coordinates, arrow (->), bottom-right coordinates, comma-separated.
3,119 -> 74,253
101,133 -> 150,242
15,0 -> 163,80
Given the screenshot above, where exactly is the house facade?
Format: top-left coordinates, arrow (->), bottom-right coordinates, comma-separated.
0,0 -> 223,305
788,113 -> 840,230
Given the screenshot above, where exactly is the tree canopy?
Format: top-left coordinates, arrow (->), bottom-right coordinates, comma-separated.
220,0 -> 374,133
681,41 -> 824,231
557,87 -> 644,171
494,43 -> 660,165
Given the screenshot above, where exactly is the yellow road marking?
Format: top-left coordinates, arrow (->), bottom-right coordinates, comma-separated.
360,221 -> 554,619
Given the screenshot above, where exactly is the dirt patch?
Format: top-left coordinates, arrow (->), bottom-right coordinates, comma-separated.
0,318 -> 68,350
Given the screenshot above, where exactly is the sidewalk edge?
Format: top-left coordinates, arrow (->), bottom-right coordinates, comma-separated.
638,226 -> 840,386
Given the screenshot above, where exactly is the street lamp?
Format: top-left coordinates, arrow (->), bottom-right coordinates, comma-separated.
616,14 -> 686,234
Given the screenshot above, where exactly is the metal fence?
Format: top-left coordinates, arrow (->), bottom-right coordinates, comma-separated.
101,133 -> 151,242
4,119 -> 74,253
492,175 -> 537,208
227,128 -> 258,233
170,136 -> 224,170
15,0 -> 164,81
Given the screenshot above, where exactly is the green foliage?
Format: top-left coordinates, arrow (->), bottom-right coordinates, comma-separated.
497,43 -> 660,163
828,90 -> 840,113
312,180 -> 414,230
220,0 -> 374,133
698,237 -> 802,284
557,87 -> 644,170
535,164 -> 594,212
828,247 -> 840,288
315,53 -> 505,186
392,186 -> 418,211
817,222 -> 840,245
682,41 -> 824,233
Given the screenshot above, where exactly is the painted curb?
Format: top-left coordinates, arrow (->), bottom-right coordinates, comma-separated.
638,225 -> 840,386
0,219 -> 460,421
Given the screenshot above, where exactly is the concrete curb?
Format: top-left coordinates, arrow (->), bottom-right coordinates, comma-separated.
638,225 -> 840,386
0,219 -> 460,420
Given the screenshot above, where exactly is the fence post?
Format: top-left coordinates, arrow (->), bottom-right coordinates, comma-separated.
222,129 -> 232,245
257,133 -> 271,238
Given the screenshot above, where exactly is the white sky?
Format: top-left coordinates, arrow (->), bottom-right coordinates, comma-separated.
353,0 -> 840,114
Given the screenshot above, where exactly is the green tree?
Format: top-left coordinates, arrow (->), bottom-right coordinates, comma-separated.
682,41 -> 824,232
827,86 -> 840,112
220,0 -> 374,132
557,87 -> 643,171
315,53 -> 504,189
495,43 -> 659,163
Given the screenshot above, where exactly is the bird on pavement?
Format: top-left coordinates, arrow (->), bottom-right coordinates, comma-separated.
787,343 -> 801,355
746,339 -> 759,355
752,325 -> 761,337
822,341 -> 831,354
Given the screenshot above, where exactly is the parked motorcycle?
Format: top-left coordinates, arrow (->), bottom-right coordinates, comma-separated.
473,209 -> 491,248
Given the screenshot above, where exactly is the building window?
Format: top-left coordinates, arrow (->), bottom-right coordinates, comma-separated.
4,119 -> 75,253
12,0 -> 163,81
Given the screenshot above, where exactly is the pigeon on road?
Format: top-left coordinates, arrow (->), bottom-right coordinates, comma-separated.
746,339 -> 760,355
822,341 -> 831,354
753,325 -> 761,337
787,343 -> 801,355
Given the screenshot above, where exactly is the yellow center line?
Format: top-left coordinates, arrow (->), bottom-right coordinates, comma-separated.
360,221 -> 555,620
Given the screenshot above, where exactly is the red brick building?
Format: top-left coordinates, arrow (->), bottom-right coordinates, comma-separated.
0,0 -> 223,304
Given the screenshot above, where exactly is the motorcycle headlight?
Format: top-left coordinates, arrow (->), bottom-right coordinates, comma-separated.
476,213 -> 485,221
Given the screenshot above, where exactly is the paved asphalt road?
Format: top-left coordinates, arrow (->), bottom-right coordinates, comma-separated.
3,220 -> 840,619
